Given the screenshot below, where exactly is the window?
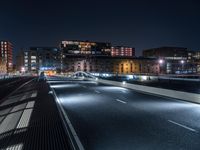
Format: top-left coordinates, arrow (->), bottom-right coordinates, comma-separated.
31,60 -> 36,63
31,56 -> 36,59
131,64 -> 133,72
31,67 -> 36,70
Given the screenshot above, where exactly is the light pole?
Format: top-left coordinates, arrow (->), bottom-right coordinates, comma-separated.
180,60 -> 185,74
158,59 -> 164,74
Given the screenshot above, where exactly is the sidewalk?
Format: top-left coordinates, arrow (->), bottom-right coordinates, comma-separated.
0,79 -> 71,150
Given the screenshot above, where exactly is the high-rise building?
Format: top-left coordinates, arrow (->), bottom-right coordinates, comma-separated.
23,47 -> 60,74
111,46 -> 135,57
0,41 -> 13,73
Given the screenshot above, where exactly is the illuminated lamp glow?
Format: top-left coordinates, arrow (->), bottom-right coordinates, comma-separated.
141,76 -> 148,81
159,59 -> 164,64
181,60 -> 185,64
127,75 -> 133,79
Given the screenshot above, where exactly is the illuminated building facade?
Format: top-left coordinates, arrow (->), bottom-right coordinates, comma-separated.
61,40 -> 111,55
24,47 -> 60,74
0,59 -> 6,74
0,41 -> 13,73
189,51 -> 200,73
111,46 -> 135,57
143,47 -> 198,74
61,40 -> 111,72
62,55 -> 160,74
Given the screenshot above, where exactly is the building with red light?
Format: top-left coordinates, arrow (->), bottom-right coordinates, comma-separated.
0,41 -> 13,73
111,46 -> 135,57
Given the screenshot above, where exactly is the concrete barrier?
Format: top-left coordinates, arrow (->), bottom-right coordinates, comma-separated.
93,78 -> 200,104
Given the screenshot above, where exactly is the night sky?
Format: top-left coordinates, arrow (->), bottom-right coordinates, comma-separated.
1,0 -> 200,57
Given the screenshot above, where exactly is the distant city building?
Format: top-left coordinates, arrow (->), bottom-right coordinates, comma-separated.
23,47 -> 60,74
142,47 -> 197,74
16,49 -> 24,72
61,40 -> 111,55
188,50 -> 200,73
111,46 -> 135,57
143,47 -> 188,60
191,51 -> 200,60
60,40 -> 137,73
0,41 -> 13,73
16,41 -> 200,75
62,55 -> 160,74
0,59 -> 7,74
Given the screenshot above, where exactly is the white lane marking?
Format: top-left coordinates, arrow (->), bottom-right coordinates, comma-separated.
95,90 -> 100,94
31,91 -> 37,98
168,120 -> 198,133
16,109 -> 33,129
116,99 -> 127,104
0,111 -> 23,134
11,103 -> 27,112
6,143 -> 23,150
26,101 -> 35,108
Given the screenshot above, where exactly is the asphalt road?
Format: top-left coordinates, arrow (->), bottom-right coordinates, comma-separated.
48,77 -> 200,150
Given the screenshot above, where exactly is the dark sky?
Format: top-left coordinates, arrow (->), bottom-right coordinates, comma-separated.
1,0 -> 200,57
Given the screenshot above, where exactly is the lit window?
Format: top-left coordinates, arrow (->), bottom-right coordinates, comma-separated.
31,60 -> 36,63
31,56 -> 36,59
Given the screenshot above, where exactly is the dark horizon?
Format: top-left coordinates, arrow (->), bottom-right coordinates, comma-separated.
1,0 -> 200,57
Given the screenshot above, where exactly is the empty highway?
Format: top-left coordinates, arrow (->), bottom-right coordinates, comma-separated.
48,76 -> 200,150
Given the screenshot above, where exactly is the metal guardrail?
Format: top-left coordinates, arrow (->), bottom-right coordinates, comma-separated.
0,75 -> 21,80
157,76 -> 200,82
91,78 -> 200,104
0,75 -> 35,80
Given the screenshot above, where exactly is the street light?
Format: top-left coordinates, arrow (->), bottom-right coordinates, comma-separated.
180,60 -> 185,64
158,59 -> 164,74
159,59 -> 164,64
180,60 -> 185,74
21,67 -> 25,74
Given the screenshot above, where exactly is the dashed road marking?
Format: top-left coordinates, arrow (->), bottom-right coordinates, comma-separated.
95,90 -> 100,94
116,99 -> 127,104
168,120 -> 198,133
